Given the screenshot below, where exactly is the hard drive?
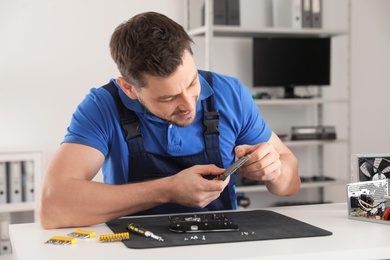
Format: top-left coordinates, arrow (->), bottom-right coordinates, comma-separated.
168,213 -> 239,233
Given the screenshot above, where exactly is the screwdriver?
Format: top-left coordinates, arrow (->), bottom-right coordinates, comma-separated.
127,223 -> 164,242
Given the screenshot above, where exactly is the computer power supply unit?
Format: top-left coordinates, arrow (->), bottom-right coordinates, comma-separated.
347,179 -> 390,224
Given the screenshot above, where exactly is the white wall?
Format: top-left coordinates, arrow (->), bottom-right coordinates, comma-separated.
0,0 -> 184,177
1,0 -> 390,205
350,0 -> 390,154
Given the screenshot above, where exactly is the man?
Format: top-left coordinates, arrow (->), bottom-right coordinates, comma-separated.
40,12 -> 300,229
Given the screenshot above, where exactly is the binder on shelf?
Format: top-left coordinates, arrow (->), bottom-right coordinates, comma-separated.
0,214 -> 12,255
0,162 -> 6,204
311,0 -> 322,28
0,239 -> 12,255
202,0 -> 240,26
22,160 -> 35,202
202,0 -> 227,25
214,0 -> 227,25
301,0 -> 312,28
6,161 -> 22,203
272,0 -> 302,29
226,0 -> 240,26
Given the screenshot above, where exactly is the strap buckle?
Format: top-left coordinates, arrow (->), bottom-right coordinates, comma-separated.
203,111 -> 220,135
121,116 -> 142,140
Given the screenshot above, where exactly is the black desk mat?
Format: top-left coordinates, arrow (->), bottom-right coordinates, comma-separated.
106,210 -> 332,249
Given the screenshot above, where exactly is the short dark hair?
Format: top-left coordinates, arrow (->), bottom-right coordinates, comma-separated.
109,12 -> 193,87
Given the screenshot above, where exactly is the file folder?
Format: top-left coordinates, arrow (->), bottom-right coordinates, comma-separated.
6,161 -> 22,203
22,160 -> 34,202
227,0 -> 240,25
311,0 -> 322,28
302,0 -> 312,28
0,163 -> 6,204
272,0 -> 302,29
202,0 -> 227,25
0,240 -> 12,255
0,214 -> 12,255
214,0 -> 228,25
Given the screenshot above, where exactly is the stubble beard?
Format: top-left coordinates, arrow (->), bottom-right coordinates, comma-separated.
138,98 -> 198,128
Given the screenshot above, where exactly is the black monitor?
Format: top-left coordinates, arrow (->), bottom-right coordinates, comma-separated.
253,37 -> 331,98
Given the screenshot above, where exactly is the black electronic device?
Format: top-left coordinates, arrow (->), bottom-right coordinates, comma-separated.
253,37 -> 331,98
218,154 -> 251,181
168,213 -> 239,233
291,126 -> 336,141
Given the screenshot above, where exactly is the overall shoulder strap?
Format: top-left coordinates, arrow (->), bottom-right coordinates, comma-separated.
102,82 -> 142,140
199,70 -> 220,136
198,70 -> 213,89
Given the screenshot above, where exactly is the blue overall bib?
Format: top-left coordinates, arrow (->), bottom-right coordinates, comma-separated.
103,71 -> 234,215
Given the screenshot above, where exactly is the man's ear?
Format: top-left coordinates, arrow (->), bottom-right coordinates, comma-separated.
116,77 -> 138,100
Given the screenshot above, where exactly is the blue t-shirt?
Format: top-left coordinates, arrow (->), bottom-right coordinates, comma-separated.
63,71 -> 272,184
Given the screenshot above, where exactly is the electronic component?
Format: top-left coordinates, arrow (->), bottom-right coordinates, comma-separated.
98,232 -> 130,243
291,126 -> 336,141
127,223 -> 164,241
67,229 -> 96,239
45,236 -> 77,245
168,213 -> 239,233
347,179 -> 390,224
218,155 -> 251,181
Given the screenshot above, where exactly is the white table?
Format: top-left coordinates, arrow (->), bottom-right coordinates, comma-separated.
9,203 -> 390,259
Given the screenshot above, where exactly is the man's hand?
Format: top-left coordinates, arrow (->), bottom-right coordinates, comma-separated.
167,164 -> 228,208
234,132 -> 300,196
235,142 -> 281,182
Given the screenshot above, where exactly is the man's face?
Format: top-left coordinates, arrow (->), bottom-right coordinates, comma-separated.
128,51 -> 201,127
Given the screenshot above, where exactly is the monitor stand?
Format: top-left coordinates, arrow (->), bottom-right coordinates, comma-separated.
283,85 -> 311,99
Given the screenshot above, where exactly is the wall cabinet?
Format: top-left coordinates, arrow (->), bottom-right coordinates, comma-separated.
184,0 -> 350,207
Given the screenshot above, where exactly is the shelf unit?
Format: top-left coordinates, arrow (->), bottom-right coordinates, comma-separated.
188,25 -> 346,38
254,98 -> 348,106
0,150 -> 42,219
184,1 -> 347,70
184,0 -> 350,206
0,150 -> 42,259
236,179 -> 347,193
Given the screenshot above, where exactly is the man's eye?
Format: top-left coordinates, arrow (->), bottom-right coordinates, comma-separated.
159,97 -> 174,102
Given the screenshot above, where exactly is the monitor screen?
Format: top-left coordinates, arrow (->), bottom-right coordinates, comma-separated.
253,37 -> 331,98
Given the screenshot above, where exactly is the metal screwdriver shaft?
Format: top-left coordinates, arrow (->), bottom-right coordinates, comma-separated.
127,223 -> 164,242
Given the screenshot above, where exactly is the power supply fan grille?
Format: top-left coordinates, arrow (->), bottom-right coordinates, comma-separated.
359,157 -> 390,181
